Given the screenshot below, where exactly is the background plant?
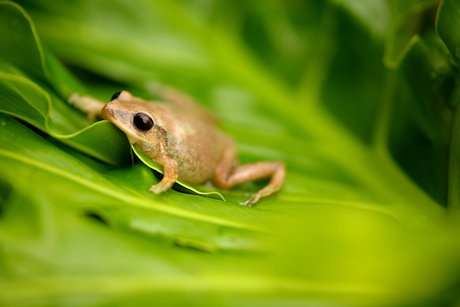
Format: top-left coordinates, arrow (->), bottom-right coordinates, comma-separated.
0,0 -> 459,305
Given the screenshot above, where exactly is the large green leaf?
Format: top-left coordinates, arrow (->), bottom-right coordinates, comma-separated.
437,0 -> 460,220
2,0 -> 460,305
437,0 -> 460,65
3,113 -> 454,306
0,1 -> 131,166
0,1 -> 223,199
0,113 -> 266,240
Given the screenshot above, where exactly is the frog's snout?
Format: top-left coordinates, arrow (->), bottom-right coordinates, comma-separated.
101,104 -> 113,120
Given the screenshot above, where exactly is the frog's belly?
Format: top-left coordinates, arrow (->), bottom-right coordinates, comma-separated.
166,123 -> 230,184
172,148 -> 220,184
177,162 -> 215,183
168,139 -> 224,184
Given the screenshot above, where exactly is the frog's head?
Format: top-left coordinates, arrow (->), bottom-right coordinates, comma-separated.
102,90 -> 160,145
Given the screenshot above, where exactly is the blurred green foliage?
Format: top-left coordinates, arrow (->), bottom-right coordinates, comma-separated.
1,0 -> 460,305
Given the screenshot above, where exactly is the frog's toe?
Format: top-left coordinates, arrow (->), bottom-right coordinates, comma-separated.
239,193 -> 261,207
148,184 -> 166,194
239,200 -> 252,207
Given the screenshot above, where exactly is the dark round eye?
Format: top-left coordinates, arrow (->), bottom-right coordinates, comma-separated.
111,91 -> 122,101
133,113 -> 154,131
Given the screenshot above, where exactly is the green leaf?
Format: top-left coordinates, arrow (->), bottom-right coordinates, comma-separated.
0,114 -> 267,242
0,0 -> 264,203
437,0 -> 460,65
387,31 -> 457,205
0,1 -> 131,166
3,0 -> 460,305
382,0 -> 440,68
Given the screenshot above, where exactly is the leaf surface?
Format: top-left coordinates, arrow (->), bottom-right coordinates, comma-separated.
2,0 -> 460,305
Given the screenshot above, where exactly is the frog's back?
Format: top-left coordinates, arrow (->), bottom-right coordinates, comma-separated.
150,103 -> 230,183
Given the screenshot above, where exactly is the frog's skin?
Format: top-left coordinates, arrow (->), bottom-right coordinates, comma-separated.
69,87 -> 285,206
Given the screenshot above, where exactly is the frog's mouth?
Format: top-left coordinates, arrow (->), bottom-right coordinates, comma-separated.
125,133 -> 142,145
102,107 -> 142,144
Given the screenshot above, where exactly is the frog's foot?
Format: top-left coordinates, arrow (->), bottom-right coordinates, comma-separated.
68,93 -> 105,122
148,183 -> 168,194
239,193 -> 261,207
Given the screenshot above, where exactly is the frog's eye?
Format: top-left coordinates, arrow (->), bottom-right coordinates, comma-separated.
133,113 -> 154,131
111,91 -> 122,101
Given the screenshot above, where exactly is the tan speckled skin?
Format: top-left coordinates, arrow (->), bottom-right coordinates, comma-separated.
70,89 -> 286,206
102,91 -> 232,184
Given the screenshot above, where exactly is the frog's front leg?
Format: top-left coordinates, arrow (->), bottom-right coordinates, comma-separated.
149,155 -> 179,194
68,93 -> 106,122
212,146 -> 285,207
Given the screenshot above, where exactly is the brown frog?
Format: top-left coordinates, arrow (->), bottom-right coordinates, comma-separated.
69,86 -> 285,206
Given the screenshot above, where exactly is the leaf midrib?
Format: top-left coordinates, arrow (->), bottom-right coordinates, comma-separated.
0,149 -> 267,233
0,275 -> 393,303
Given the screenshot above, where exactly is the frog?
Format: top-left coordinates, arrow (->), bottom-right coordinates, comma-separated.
69,85 -> 285,206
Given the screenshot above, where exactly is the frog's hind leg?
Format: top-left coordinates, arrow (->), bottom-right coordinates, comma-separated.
68,93 -> 106,122
213,147 -> 285,207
